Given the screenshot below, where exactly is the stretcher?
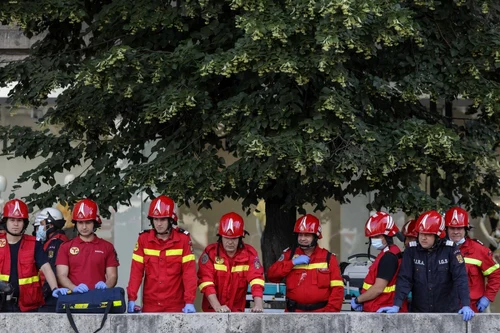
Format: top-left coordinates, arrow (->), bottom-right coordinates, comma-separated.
341,253 -> 375,310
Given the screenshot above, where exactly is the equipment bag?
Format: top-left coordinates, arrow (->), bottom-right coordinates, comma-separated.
56,287 -> 126,333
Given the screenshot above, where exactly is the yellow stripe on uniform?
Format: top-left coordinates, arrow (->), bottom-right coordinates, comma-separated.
165,249 -> 183,256
132,254 -> 144,263
483,264 -> 500,276
199,281 -> 214,291
144,248 -> 160,256
464,258 -> 482,266
363,282 -> 395,293
292,263 -> 328,270
19,275 -> 39,285
214,264 -> 227,271
0,274 -> 9,282
231,265 -> 249,272
182,254 -> 195,263
249,278 -> 265,287
330,280 -> 344,287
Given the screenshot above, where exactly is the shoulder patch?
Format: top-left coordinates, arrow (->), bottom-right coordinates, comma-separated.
473,239 -> 484,246
176,228 -> 190,235
445,240 -> 455,247
409,241 -> 417,247
278,254 -> 285,262
201,253 -> 209,265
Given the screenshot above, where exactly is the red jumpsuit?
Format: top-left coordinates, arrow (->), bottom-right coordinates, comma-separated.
361,244 -> 408,312
459,238 -> 500,312
198,243 -> 264,312
127,228 -> 197,312
267,246 -> 344,312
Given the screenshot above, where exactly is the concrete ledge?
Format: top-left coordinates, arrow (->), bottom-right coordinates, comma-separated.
0,313 -> 488,333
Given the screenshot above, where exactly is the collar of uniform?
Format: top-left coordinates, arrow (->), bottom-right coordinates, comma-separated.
75,234 -> 100,244
148,229 -> 178,245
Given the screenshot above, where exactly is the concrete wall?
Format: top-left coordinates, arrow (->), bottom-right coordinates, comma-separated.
0,313 -> 495,333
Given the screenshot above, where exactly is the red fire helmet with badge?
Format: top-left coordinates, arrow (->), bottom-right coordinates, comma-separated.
72,198 -> 99,222
444,207 -> 469,228
293,214 -> 322,239
402,219 -> 418,238
148,195 -> 176,219
364,211 -> 399,237
416,210 -> 446,238
2,199 -> 29,219
218,212 -> 245,238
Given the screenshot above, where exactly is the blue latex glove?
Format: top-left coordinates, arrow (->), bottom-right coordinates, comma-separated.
459,306 -> 475,321
476,296 -> 490,313
72,283 -> 89,293
292,255 -> 310,265
52,288 -> 69,298
128,301 -> 136,313
377,306 -> 400,313
350,298 -> 363,311
95,281 -> 107,289
182,304 -> 196,313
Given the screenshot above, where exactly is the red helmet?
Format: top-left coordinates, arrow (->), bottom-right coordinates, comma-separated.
72,199 -> 98,222
402,219 -> 418,238
293,214 -> 322,239
218,212 -> 244,238
444,207 -> 469,228
3,199 -> 29,219
148,195 -> 175,219
416,210 -> 446,238
364,211 -> 399,237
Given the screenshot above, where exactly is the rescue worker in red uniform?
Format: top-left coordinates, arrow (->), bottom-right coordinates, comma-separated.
56,199 -> 119,294
0,199 -> 64,312
267,214 -> 344,312
445,207 -> 500,313
127,195 -> 197,313
33,207 -> 69,312
198,212 -> 265,312
351,212 -> 408,312
402,219 -> 418,249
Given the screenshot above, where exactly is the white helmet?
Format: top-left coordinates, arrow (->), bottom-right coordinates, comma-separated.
34,208 -> 65,228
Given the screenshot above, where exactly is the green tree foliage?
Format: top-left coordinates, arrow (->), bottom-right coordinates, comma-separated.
1,0 -> 500,266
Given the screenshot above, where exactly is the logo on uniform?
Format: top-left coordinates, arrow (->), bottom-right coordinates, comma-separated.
201,253 -> 209,265
456,254 -> 464,264
0,239 -> 5,248
48,250 -> 54,258
215,257 -> 224,264
134,242 -> 139,251
70,247 -> 80,255
438,259 -> 448,265
413,259 -> 424,266
254,257 -> 261,269
278,254 -> 285,262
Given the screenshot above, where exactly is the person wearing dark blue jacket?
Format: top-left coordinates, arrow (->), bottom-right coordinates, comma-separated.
377,210 -> 474,322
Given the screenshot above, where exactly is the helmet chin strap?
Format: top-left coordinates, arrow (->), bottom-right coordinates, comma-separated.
6,225 -> 26,237
298,237 -> 318,250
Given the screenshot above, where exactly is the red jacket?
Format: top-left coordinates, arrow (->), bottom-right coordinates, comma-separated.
267,246 -> 344,312
198,243 -> 264,312
459,237 -> 500,312
126,228 -> 197,312
361,244 -> 407,312
0,234 -> 44,311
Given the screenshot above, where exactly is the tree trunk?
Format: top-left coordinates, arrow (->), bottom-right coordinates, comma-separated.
261,198 -> 297,273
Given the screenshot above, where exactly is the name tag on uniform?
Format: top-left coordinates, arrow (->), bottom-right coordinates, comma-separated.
438,259 -> 448,265
413,259 -> 424,265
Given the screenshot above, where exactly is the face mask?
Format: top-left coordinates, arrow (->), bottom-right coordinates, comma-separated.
36,227 -> 47,242
371,238 -> 386,250
455,238 -> 466,246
